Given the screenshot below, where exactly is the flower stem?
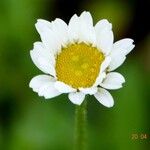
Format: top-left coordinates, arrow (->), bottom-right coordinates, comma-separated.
74,98 -> 87,150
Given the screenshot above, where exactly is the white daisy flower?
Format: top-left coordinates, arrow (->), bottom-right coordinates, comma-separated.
29,11 -> 135,108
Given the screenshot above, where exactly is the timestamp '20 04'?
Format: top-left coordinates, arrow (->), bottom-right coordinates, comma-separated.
131,133 -> 148,140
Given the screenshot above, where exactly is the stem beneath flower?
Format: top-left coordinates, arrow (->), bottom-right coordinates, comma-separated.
74,98 -> 87,150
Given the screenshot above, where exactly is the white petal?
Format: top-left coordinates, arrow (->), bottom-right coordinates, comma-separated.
51,18 -> 69,48
95,19 -> 113,55
30,42 -> 56,76
29,75 -> 61,99
79,87 -> 97,95
108,38 -> 135,71
68,14 -> 80,42
29,75 -> 52,92
68,92 -> 85,105
100,56 -> 111,73
68,12 -> 96,44
35,19 -> 60,51
108,53 -> 126,71
38,82 -> 61,99
100,72 -> 125,90
95,19 -> 112,31
94,88 -> 114,107
93,56 -> 111,86
36,19 -> 52,29
78,11 -> 96,44
35,19 -> 68,54
80,11 -> 93,26
93,72 -> 106,86
54,81 -> 76,93
96,30 -> 113,55
33,42 -> 55,65
112,38 -> 135,55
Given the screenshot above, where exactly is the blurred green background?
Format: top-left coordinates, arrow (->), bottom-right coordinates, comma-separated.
0,0 -> 150,150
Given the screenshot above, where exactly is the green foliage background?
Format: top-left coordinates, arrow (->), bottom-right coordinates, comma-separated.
0,0 -> 149,150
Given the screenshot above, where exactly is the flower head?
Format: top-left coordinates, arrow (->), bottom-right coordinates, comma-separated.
29,11 -> 135,107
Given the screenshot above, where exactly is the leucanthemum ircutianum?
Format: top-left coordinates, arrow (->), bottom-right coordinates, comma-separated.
29,11 -> 135,107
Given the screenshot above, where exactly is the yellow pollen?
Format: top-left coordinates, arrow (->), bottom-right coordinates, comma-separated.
81,63 -> 89,69
56,43 -> 104,89
72,56 -> 79,61
75,70 -> 83,76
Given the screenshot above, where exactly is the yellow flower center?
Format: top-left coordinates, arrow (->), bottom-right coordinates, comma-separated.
56,43 -> 104,89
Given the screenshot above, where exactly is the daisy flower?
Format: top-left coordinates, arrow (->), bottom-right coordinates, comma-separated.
29,11 -> 135,107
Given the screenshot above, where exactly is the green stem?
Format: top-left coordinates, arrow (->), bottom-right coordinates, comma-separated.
74,98 -> 87,150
